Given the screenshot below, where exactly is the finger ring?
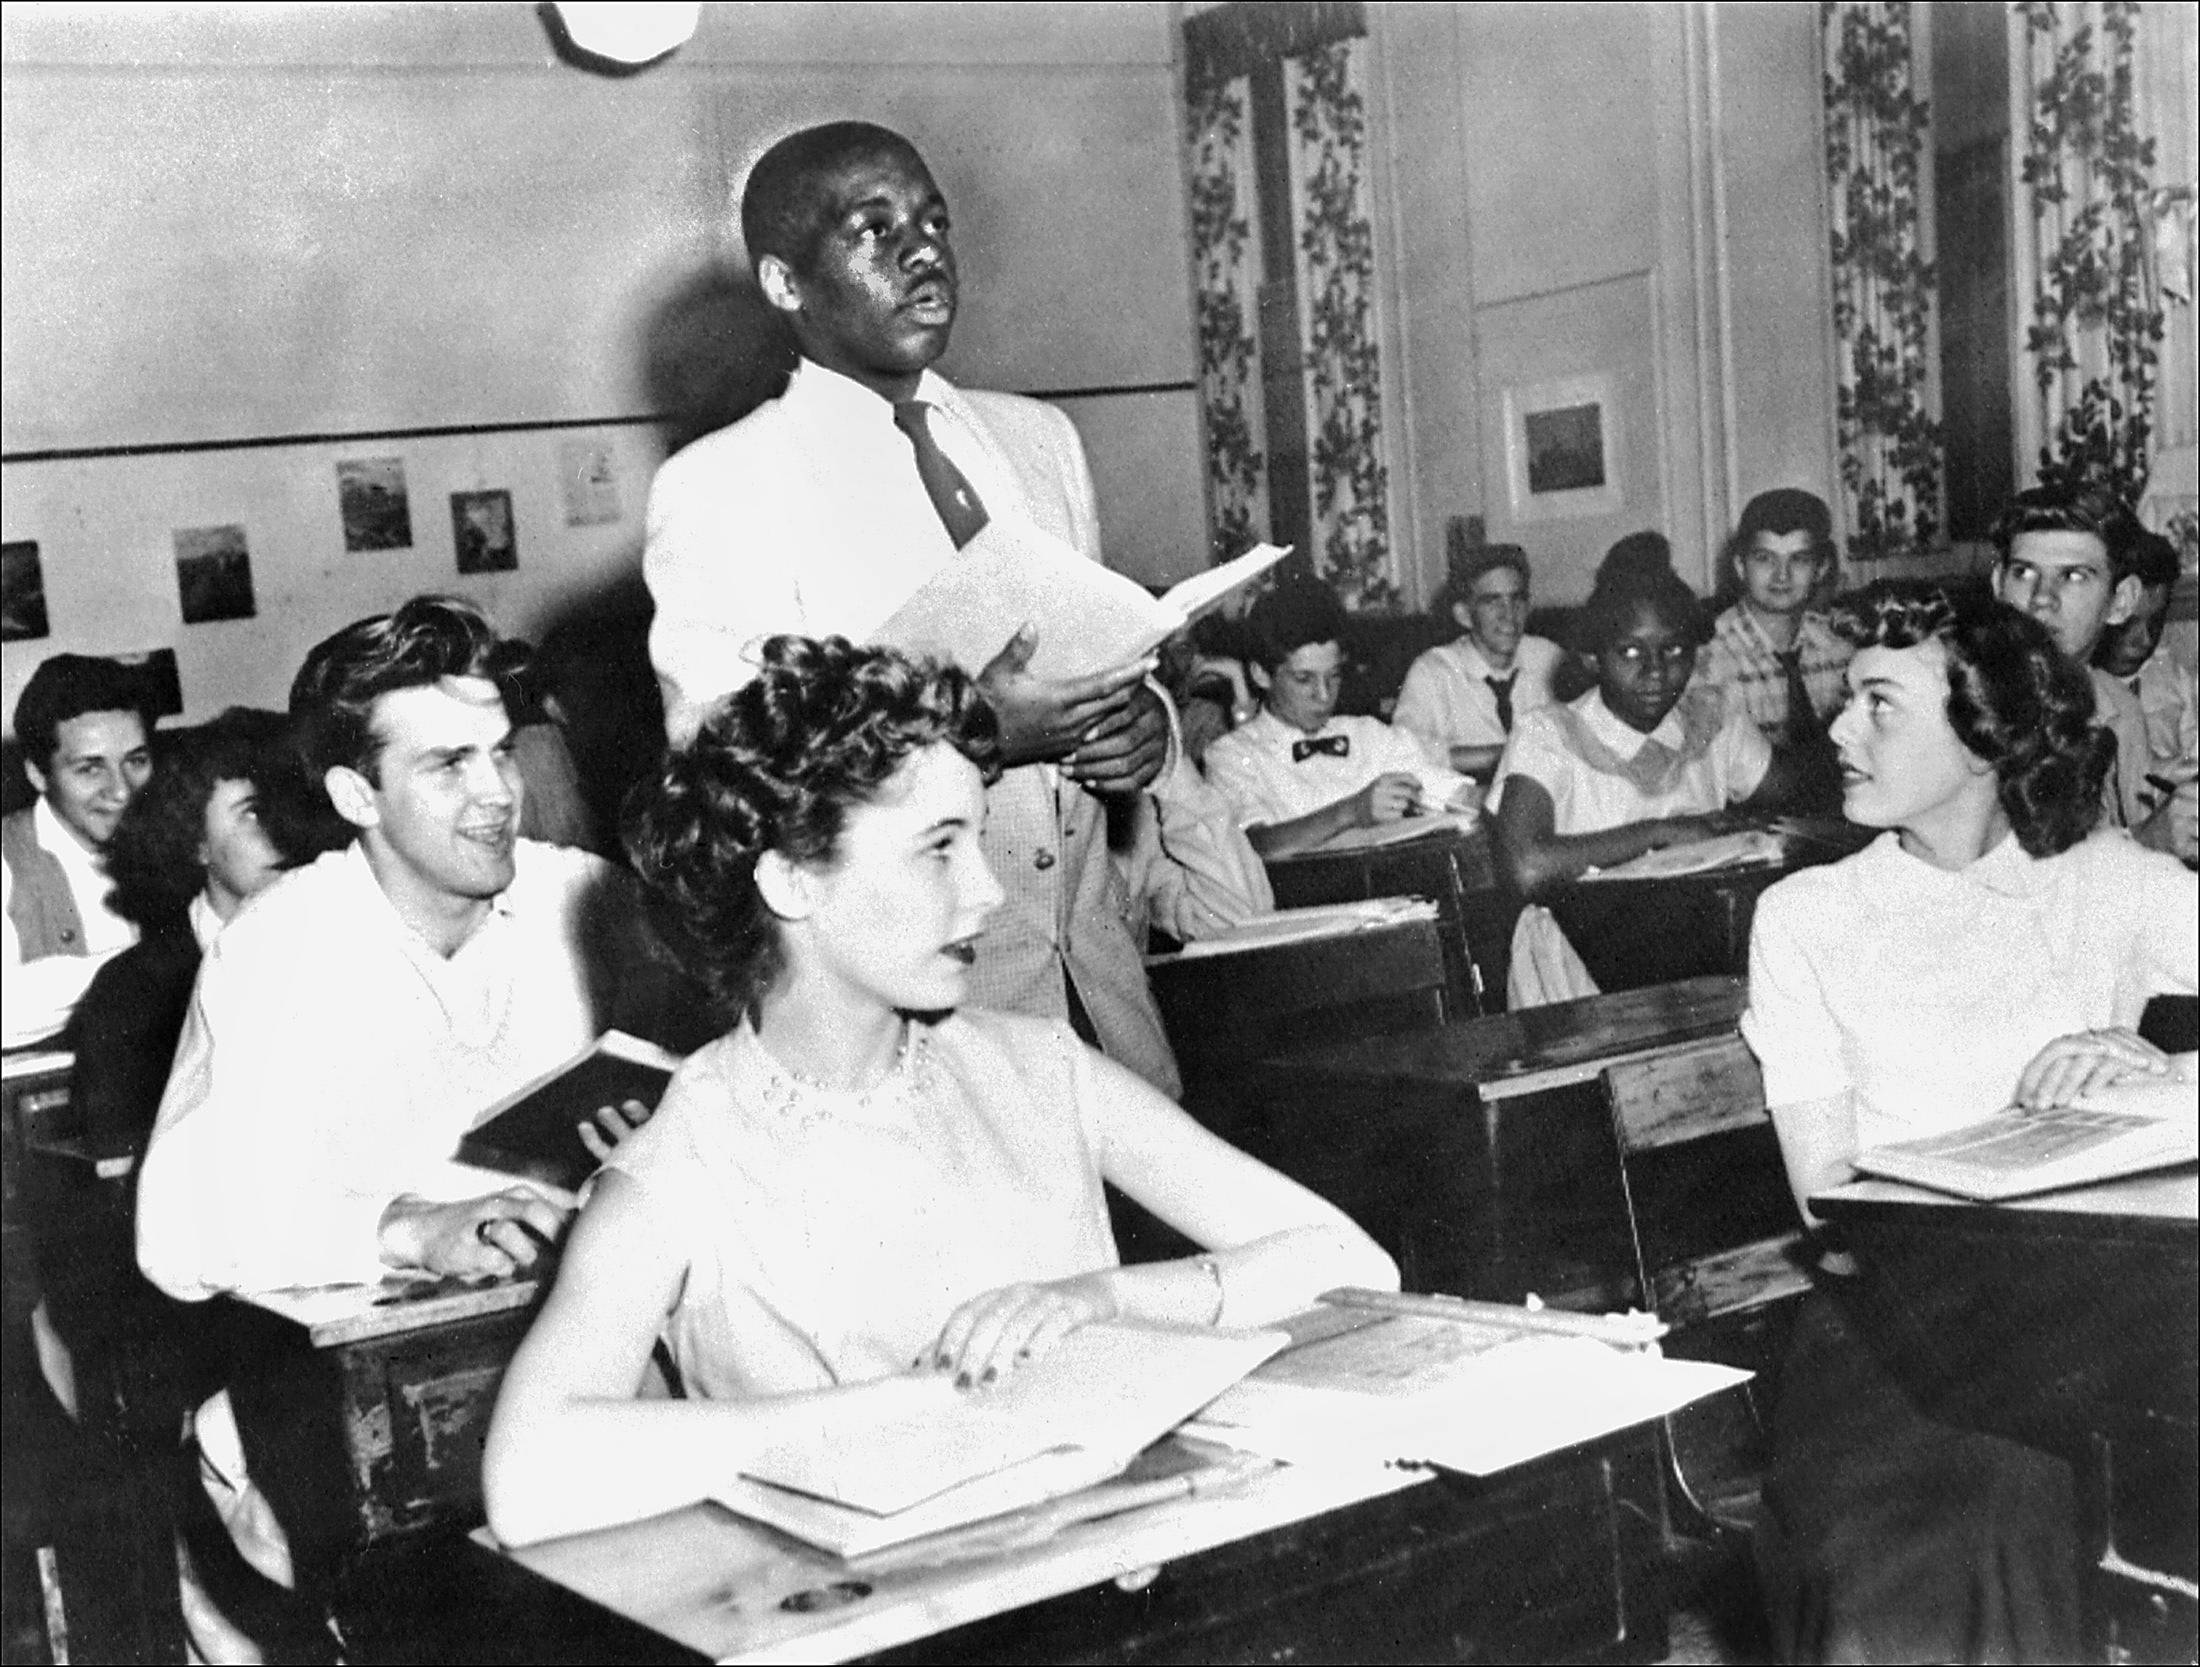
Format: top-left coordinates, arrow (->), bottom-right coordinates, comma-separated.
476,1219 -> 498,1244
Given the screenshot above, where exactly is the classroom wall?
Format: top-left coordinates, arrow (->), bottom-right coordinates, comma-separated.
0,2 -> 1205,731
1368,0 -> 1840,606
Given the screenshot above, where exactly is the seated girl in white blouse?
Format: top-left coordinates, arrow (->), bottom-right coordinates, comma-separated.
481,636 -> 1397,1547
1743,581 -> 2197,1665
1490,561 -> 1792,900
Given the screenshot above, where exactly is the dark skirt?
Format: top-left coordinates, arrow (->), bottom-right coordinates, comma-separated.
1754,1287 -> 2078,1665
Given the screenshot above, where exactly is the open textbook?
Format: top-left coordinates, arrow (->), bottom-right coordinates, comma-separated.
1184,1291 -> 1748,1477
1852,1068 -> 2200,1202
869,527 -> 1289,681
454,1030 -> 682,1193
713,1321 -> 1287,1558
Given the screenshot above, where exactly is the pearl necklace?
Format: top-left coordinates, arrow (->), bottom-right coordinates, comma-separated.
753,1020 -> 927,1131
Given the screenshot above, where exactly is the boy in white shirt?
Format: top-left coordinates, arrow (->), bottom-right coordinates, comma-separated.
1203,579 -> 1476,858
1393,543 -> 1565,781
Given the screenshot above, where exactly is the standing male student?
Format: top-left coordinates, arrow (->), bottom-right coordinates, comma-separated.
643,120 -> 1180,1093
3,654 -> 155,1047
1990,482 -> 2197,862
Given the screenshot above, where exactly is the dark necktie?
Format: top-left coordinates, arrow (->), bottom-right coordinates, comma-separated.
1777,648 -> 1821,745
892,400 -> 990,549
1485,674 -> 1517,734
1292,734 -> 1350,763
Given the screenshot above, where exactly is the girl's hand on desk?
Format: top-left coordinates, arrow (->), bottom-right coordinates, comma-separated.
2013,1027 -> 2169,1109
922,1273 -> 1121,1388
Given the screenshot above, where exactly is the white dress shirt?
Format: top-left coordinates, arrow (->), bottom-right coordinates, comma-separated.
2,797 -> 139,1048
1743,830 -> 2197,1150
1393,634 -> 1566,754
1488,688 -> 1772,831
1202,708 -> 1475,830
137,839 -> 628,1299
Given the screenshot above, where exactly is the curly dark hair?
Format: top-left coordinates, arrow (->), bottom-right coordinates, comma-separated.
13,654 -> 155,774
622,636 -> 1000,1019
1834,580 -> 2110,857
289,595 -> 527,783
1245,577 -> 1350,671
1577,558 -> 1709,655
102,708 -> 313,927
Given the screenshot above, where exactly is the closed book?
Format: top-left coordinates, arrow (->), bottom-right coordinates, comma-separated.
454,1030 -> 682,1192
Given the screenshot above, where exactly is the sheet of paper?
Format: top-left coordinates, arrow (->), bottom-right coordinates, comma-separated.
1580,829 -> 1784,881
1314,811 -> 1479,854
1159,898 -> 1439,961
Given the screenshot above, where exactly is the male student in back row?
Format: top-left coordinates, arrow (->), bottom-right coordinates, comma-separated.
1204,578 -> 1478,857
1989,481 -> 2197,863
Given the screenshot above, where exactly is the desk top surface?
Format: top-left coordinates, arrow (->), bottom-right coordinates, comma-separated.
242,1271 -> 542,1347
1816,1167 -> 2199,1231
484,1443 -> 1426,1666
1261,973 -> 1745,1093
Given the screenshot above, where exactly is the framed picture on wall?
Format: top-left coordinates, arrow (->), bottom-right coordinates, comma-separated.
1502,375 -> 1622,522
1,541 -> 49,641
451,488 -> 518,574
337,457 -> 414,552
175,524 -> 257,624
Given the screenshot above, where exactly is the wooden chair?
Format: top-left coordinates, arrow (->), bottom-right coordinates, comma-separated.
1600,1034 -> 1813,1540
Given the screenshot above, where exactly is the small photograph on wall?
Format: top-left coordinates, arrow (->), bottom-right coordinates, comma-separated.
113,647 -> 185,720
1503,375 -> 1623,523
451,489 -> 518,574
1,540 -> 50,641
337,457 -> 414,552
558,438 -> 623,527
175,524 -> 257,624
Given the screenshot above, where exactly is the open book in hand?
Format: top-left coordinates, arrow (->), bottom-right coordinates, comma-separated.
869,527 -> 1290,681
713,1320 -> 1287,1559
453,1031 -> 682,1193
1852,1069 -> 2200,1202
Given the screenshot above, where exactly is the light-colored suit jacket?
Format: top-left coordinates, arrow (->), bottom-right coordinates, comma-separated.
644,359 -> 1181,1095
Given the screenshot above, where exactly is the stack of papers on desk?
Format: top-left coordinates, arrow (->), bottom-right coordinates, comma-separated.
715,1321 -> 1286,1558
1184,1307 -> 1748,1476
1854,1071 -> 2200,1201
1157,897 -> 1439,962
1580,829 -> 1785,881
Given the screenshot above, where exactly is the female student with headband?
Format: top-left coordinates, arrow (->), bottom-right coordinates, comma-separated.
482,636 -> 1396,1547
1743,581 -> 2197,1664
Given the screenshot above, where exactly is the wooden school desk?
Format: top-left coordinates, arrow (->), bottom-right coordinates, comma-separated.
1262,821 -> 1512,1017
1541,817 -> 1874,994
218,1271 -> 547,1615
1216,977 -> 1748,1304
407,1427 -> 1673,1665
1814,1170 -> 2199,1666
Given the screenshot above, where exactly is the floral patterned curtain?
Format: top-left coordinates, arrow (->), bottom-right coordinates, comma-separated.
1181,4 -> 1397,606
2013,0 -> 2167,505
1285,40 -> 1395,609
1187,73 -> 1270,565
1821,0 -> 1941,560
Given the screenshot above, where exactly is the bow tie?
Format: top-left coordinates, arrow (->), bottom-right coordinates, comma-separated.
1292,734 -> 1350,762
